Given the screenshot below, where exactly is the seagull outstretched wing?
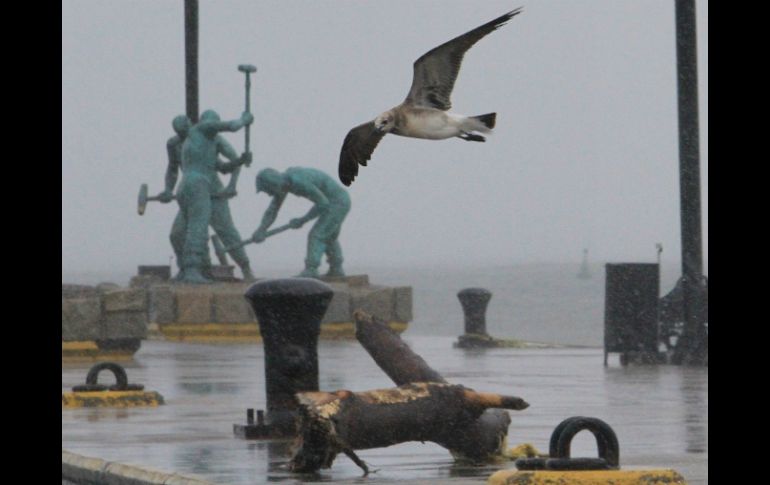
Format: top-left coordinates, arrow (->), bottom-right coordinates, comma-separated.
338,121 -> 387,186
404,8 -> 522,111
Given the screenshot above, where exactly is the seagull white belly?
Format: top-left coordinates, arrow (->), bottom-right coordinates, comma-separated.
399,112 -> 463,140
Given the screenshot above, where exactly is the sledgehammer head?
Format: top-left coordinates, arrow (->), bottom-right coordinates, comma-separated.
238,64 -> 257,74
137,183 -> 149,215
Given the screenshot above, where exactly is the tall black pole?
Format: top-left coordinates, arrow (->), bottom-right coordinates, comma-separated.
672,0 -> 706,365
184,0 -> 199,123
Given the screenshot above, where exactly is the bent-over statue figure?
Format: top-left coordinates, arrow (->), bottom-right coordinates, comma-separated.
252,167 -> 351,278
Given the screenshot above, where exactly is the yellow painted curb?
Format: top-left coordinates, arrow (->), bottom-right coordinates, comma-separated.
62,341 -> 99,355
159,323 -> 261,343
62,390 -> 165,408
62,341 -> 135,363
157,321 -> 408,343
488,469 -> 687,485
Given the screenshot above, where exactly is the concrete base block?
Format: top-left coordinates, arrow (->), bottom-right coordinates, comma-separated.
351,286 -> 395,321
103,288 -> 147,312
394,286 -> 413,322
102,311 -> 148,339
96,282 -> 121,292
212,290 -> 255,323
321,285 -> 352,323
175,289 -> 213,324
62,298 -> 102,341
130,274 -> 166,289
148,285 -> 175,324
320,274 -> 369,287
62,284 -> 99,299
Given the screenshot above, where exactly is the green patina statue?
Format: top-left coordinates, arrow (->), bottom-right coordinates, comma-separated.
253,167 -> 351,278
157,110 -> 253,284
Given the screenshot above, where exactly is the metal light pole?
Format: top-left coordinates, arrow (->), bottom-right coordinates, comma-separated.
184,0 -> 199,123
672,0 -> 706,365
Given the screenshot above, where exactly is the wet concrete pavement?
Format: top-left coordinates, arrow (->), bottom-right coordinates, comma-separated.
62,338 -> 707,484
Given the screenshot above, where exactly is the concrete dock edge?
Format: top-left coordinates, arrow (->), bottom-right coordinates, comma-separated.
62,450 -> 217,485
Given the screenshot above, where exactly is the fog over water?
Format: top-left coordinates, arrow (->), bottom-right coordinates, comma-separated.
62,0 -> 707,278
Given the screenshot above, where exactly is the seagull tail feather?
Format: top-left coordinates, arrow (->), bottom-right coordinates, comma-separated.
470,113 -> 496,132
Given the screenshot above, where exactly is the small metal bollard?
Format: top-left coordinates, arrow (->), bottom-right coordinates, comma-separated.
236,408 -> 272,439
234,278 -> 334,439
455,288 -> 496,348
454,288 -> 522,349
458,288 -> 492,336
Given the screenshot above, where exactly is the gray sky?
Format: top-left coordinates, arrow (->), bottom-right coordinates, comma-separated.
62,0 -> 707,278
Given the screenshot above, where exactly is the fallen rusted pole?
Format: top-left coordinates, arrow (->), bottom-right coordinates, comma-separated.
354,309 -> 446,384
290,382 -> 528,474
352,309 -> 522,461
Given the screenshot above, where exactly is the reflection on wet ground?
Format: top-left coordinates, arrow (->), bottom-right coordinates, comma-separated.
62,338 -> 707,484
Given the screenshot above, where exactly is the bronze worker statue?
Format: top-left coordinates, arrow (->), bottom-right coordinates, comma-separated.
156,110 -> 253,284
252,167 -> 351,278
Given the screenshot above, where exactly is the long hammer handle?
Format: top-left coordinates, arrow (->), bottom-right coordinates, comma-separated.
223,222 -> 293,252
244,73 -> 251,153
147,194 -> 176,202
238,64 -> 257,159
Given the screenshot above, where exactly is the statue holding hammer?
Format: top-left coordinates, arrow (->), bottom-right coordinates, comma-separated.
143,65 -> 258,284
157,113 -> 256,283
175,109 -> 253,284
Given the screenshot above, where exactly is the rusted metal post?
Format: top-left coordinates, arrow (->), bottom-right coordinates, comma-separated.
244,278 -> 334,436
672,0 -> 706,366
184,0 -> 199,123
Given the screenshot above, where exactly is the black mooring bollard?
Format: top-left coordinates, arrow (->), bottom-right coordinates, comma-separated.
458,288 -> 492,336
244,277 -> 334,437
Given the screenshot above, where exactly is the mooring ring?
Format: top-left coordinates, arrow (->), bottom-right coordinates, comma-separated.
548,415 -> 586,457
552,416 -> 620,469
72,362 -> 139,392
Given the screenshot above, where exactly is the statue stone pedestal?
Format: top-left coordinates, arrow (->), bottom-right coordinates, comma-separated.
140,274 -> 412,343
62,271 -> 413,352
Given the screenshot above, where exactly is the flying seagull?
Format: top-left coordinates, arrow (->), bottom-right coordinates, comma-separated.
338,8 -> 522,186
